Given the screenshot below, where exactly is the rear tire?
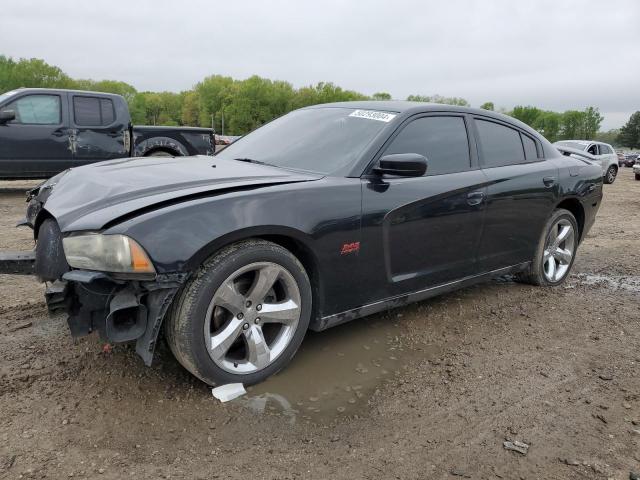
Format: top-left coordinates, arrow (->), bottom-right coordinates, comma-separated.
635,173 -> 640,181
165,239 -> 312,386
147,150 -> 174,157
516,209 -> 579,286
604,165 -> 617,184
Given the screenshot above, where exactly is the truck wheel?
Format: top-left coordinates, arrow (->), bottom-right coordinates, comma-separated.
604,165 -> 617,184
148,150 -> 174,157
516,209 -> 578,287
165,239 -> 312,386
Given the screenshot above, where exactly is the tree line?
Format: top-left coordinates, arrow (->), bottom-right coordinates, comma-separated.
2,55 -> 635,146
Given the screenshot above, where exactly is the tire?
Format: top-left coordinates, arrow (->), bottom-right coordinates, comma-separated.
604,165 -> 617,184
165,239 -> 312,386
516,209 -> 579,286
635,173 -> 640,181
147,150 -> 174,157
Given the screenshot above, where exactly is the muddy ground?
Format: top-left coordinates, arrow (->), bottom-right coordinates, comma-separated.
1,171 -> 639,480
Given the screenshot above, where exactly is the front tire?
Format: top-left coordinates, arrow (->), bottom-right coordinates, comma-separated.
165,239 -> 312,386
604,165 -> 617,184
516,209 -> 579,286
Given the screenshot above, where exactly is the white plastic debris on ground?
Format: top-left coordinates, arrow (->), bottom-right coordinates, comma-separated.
211,383 -> 246,403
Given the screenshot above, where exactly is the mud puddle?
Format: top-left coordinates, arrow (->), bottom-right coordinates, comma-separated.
572,273 -> 640,293
234,313 -> 441,424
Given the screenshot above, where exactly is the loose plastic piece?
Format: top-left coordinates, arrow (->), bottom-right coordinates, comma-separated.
211,383 -> 246,402
503,440 -> 529,455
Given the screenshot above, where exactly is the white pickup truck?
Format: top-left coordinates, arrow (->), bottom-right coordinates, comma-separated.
554,140 -> 619,184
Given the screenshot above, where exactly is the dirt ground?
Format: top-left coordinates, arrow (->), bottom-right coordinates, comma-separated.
1,171 -> 639,480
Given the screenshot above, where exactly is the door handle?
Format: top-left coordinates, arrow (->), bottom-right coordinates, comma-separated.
467,191 -> 485,206
543,176 -> 556,187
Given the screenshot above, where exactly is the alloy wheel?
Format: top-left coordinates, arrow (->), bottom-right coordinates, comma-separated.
204,262 -> 301,374
542,219 -> 575,283
607,167 -> 616,183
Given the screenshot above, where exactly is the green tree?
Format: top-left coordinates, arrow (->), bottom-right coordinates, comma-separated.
0,55 -> 75,92
594,129 -> 620,147
372,92 -> 392,100
535,111 -> 562,143
617,111 -> 640,148
580,106 -> 603,139
406,94 -> 469,106
181,91 -> 200,126
480,102 -> 494,111
510,106 -> 543,128
560,110 -> 586,139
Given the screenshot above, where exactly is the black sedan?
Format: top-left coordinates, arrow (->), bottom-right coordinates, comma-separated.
10,101 -> 603,386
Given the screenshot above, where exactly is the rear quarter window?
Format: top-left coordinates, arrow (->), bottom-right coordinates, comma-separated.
73,96 -> 115,126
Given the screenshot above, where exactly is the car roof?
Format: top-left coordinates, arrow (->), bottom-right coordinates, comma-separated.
556,140 -> 591,145
8,87 -> 124,98
304,100 -> 541,135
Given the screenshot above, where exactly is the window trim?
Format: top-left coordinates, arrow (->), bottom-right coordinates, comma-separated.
362,112 -> 476,178
72,94 -> 116,127
3,93 -> 63,126
472,116 -> 545,169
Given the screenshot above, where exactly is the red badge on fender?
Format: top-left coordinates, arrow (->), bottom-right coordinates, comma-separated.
340,242 -> 360,255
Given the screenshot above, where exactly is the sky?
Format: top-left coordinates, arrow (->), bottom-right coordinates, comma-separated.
1,0 -> 639,130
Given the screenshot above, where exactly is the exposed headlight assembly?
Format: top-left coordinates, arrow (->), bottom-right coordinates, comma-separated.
62,234 -> 155,274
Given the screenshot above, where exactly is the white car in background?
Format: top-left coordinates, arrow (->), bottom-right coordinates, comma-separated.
633,162 -> 640,181
554,140 -> 619,184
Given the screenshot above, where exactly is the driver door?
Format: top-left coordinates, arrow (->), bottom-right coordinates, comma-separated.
0,92 -> 72,178
359,114 -> 487,305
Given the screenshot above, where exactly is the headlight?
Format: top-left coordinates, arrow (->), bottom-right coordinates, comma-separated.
62,234 -> 155,274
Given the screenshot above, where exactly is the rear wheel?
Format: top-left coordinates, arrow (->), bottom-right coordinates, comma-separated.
604,165 -> 617,184
635,173 -> 640,181
165,239 -> 312,386
516,209 -> 578,286
147,150 -> 174,157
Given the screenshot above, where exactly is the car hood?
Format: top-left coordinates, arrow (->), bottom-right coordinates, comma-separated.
36,155 -> 322,232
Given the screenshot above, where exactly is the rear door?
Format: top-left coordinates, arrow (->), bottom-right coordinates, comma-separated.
69,93 -> 128,165
360,114 -> 487,304
596,143 -> 616,172
0,92 -> 71,177
473,117 -> 559,272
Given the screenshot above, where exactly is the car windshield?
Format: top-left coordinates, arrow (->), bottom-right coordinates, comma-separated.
555,141 -> 588,151
215,107 -> 395,174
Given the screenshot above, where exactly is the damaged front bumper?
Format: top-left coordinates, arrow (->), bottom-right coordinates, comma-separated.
0,177 -> 188,365
51,270 -> 187,365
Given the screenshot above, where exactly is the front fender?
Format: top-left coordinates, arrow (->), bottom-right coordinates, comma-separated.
103,179 -> 363,318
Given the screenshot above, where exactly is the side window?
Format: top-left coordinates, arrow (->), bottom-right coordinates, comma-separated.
599,144 -> 612,155
475,119 -> 525,167
73,96 -> 115,126
521,133 -> 538,160
4,95 -> 61,125
383,116 -> 470,176
586,144 -> 598,155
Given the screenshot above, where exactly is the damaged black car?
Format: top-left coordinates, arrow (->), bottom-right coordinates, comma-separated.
3,102 -> 603,386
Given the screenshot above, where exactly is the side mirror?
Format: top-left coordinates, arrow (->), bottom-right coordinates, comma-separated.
0,110 -> 16,124
375,153 -> 427,177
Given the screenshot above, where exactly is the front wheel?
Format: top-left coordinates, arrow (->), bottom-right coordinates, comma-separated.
604,165 -> 617,184
165,239 -> 312,386
516,209 -> 579,286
